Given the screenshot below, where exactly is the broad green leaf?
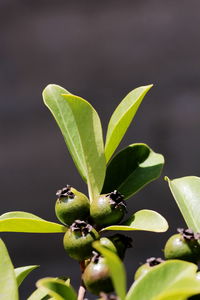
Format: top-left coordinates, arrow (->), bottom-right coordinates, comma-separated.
0,239 -> 18,300
166,176 -> 200,232
43,84 -> 106,201
0,211 -> 66,233
126,260 -> 200,300
93,241 -> 126,300
36,278 -> 77,300
101,209 -> 168,232
105,84 -> 153,162
102,143 -> 164,199
14,265 -> 39,287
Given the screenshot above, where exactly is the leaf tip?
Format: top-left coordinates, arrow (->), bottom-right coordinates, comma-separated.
142,83 -> 153,92
42,84 -> 54,103
32,265 -> 40,269
42,83 -> 55,94
164,176 -> 170,183
162,220 -> 169,232
42,84 -> 67,103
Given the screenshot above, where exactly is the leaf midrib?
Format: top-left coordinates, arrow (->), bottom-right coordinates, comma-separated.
62,94 -> 104,200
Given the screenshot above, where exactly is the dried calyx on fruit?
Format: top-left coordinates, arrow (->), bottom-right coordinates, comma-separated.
63,220 -> 99,261
90,190 -> 127,227
146,257 -> 164,266
55,185 -> 90,225
164,228 -> 200,262
70,220 -> 92,236
82,251 -> 113,295
134,257 -> 164,280
177,228 -> 200,240
56,185 -> 74,198
107,190 -> 127,210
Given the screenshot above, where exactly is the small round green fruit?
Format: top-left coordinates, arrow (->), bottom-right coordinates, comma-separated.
55,185 -> 90,225
164,228 -> 200,262
82,253 -> 113,295
90,190 -> 126,227
63,220 -> 99,261
134,257 -> 164,280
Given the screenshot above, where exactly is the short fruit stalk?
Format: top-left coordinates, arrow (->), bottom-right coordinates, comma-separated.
164,228 -> 200,263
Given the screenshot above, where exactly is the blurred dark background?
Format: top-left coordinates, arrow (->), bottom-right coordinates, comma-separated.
0,0 -> 200,298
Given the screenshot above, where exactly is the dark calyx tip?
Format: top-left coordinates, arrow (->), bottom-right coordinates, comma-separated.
56,184 -> 74,199
146,257 -> 164,267
70,220 -> 92,236
107,190 -> 124,202
107,190 -> 127,211
177,228 -> 200,241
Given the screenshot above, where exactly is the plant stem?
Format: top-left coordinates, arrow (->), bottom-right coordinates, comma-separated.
78,284 -> 86,300
78,261 -> 86,300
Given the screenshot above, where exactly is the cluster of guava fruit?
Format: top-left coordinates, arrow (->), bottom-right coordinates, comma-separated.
55,184 -> 131,295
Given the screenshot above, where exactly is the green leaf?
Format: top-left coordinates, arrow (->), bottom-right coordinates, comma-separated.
0,211 -> 42,220
126,260 -> 200,300
93,241 -> 126,300
165,176 -> 200,232
36,278 -> 77,300
0,239 -> 18,300
105,85 -> 153,162
101,209 -> 168,232
43,84 -> 106,201
14,265 -> 39,287
27,287 -> 51,300
0,211 -> 66,233
102,143 -> 164,199
28,278 -> 71,300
